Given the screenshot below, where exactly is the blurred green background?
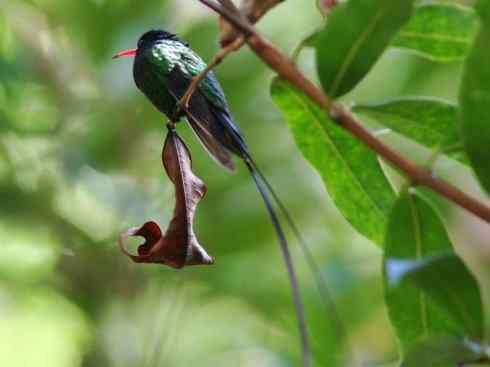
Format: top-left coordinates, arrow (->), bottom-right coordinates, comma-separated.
1,0 -> 488,366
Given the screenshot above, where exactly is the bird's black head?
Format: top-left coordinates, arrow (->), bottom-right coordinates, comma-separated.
137,29 -> 188,49
112,29 -> 188,60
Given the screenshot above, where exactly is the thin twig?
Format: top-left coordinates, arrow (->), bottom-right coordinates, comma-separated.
218,0 -> 240,12
220,0 -> 285,46
198,0 -> 490,224
174,36 -> 245,120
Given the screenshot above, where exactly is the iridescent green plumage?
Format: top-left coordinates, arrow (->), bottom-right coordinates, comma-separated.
142,39 -> 228,110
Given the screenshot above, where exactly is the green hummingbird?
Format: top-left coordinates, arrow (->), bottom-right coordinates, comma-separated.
113,29 -> 293,236
114,29 -> 248,171
114,28 -> 311,364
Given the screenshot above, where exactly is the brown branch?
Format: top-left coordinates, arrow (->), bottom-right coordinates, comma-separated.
217,0 -> 240,12
199,0 -> 490,224
219,0 -> 285,46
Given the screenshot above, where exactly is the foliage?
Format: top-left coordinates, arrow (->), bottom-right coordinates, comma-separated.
315,0 -> 415,97
353,98 -> 466,163
392,3 -> 478,62
271,78 -> 395,245
271,0 -> 489,365
383,192 -> 483,357
460,0 -> 490,195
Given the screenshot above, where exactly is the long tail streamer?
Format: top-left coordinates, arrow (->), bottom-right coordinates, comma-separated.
244,159 -> 311,367
248,159 -> 347,344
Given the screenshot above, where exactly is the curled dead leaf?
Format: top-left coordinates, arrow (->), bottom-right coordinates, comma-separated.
119,129 -> 214,269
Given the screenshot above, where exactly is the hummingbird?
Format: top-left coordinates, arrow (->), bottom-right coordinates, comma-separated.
114,29 -> 311,365
114,29 -> 248,171
113,29 -> 295,246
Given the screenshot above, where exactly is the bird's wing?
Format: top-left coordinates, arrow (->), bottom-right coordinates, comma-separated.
185,109 -> 236,171
178,51 -> 229,111
145,41 -> 230,113
138,44 -> 236,170
165,66 -> 237,171
178,52 -> 247,146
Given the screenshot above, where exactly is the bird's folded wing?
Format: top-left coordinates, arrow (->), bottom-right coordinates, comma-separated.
165,66 -> 236,171
185,109 -> 236,171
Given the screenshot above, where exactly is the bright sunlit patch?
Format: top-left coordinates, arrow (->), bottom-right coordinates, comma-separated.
0,223 -> 59,280
384,258 -> 421,287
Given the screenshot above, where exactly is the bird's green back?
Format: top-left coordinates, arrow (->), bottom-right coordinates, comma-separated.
143,40 -> 228,111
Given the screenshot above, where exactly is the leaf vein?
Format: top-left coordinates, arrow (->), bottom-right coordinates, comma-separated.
283,85 -> 387,218
408,194 -> 429,338
398,31 -> 471,45
329,6 -> 386,96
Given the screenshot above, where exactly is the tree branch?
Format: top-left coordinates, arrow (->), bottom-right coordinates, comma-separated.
199,0 -> 490,224
219,0 -> 285,46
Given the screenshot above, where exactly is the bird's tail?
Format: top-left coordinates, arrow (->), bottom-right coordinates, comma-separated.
244,157 -> 348,365
244,159 -> 311,367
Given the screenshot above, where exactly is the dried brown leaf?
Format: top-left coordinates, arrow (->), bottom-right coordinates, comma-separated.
119,130 -> 213,269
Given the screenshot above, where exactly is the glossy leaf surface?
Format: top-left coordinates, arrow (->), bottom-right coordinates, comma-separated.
272,78 -> 395,245
459,0 -> 490,194
393,3 -> 477,62
354,98 -> 466,163
384,193 -> 459,352
316,0 -> 415,97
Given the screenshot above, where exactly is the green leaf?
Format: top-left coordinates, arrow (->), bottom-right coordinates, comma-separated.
393,3 -> 478,62
292,30 -> 321,62
301,31 -> 320,48
315,0 -> 415,98
271,78 -> 396,245
384,192 -> 484,354
460,1 -> 490,194
353,98 -> 467,163
400,253 -> 484,340
402,337 -> 484,367
384,192 -> 461,353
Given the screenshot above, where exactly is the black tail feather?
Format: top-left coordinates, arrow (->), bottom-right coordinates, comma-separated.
244,160 -> 311,367
246,159 -> 347,345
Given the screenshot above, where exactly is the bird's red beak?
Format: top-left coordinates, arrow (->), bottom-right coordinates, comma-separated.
112,48 -> 137,59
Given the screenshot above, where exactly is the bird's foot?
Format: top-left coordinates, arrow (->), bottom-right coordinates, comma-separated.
170,107 -> 185,123
167,121 -> 177,131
